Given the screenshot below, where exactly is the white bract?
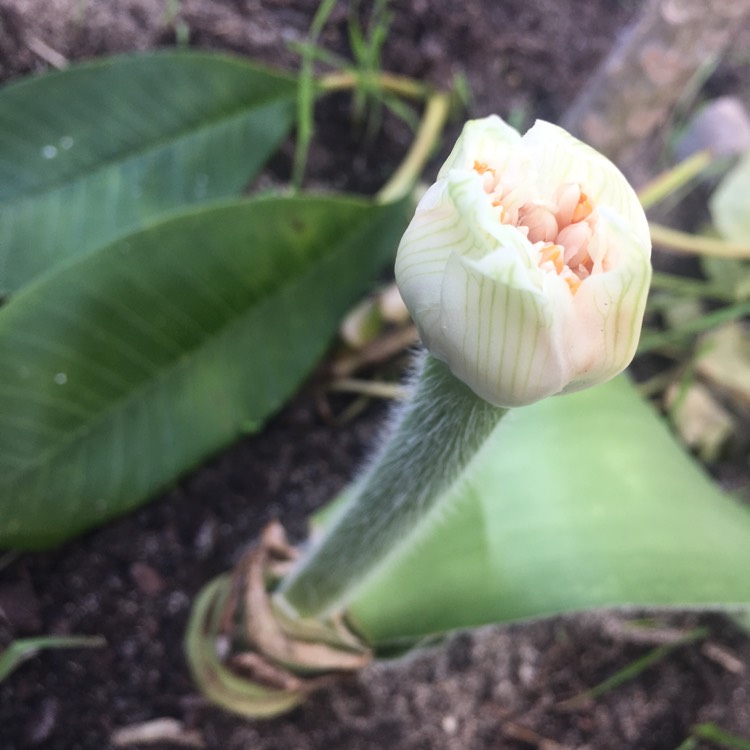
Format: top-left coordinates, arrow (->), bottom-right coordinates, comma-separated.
395,115 -> 652,407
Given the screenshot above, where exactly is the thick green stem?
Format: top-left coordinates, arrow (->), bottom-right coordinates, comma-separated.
275,353 -> 507,619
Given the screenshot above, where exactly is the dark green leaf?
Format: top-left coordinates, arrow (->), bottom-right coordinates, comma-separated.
0,51 -> 297,294
0,195 -> 406,549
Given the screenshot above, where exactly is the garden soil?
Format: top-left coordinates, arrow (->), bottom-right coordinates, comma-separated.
2,1 -> 750,749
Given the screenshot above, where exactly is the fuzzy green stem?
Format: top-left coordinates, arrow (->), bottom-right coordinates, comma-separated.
274,353 -> 507,619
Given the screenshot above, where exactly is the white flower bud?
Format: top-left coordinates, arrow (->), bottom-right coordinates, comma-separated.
395,115 -> 652,407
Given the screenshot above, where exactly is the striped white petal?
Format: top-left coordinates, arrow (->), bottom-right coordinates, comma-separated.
561,212 -> 652,394
444,170 -> 539,281
395,115 -> 652,408
437,115 -> 522,178
437,252 -> 569,407
395,180 -> 474,356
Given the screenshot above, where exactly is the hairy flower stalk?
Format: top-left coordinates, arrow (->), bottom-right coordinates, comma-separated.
275,353 -> 506,618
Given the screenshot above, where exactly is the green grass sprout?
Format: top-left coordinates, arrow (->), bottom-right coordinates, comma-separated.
0,636 -> 106,683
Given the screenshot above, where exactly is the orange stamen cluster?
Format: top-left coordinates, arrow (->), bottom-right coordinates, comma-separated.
538,243 -> 563,274
571,192 -> 593,223
472,161 -> 598,294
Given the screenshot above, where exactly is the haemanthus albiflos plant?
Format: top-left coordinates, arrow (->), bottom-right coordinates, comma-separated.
185,114 -> 653,717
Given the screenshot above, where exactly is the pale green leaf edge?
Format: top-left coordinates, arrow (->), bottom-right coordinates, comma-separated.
344,376 -> 750,643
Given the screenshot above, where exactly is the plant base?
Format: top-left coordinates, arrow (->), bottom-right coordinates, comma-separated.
184,522 -> 372,718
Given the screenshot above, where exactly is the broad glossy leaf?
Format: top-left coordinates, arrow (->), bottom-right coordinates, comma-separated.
0,195 -> 406,549
0,51 -> 297,295
347,377 -> 750,643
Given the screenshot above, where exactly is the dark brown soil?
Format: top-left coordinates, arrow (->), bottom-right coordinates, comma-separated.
2,2 -> 750,749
